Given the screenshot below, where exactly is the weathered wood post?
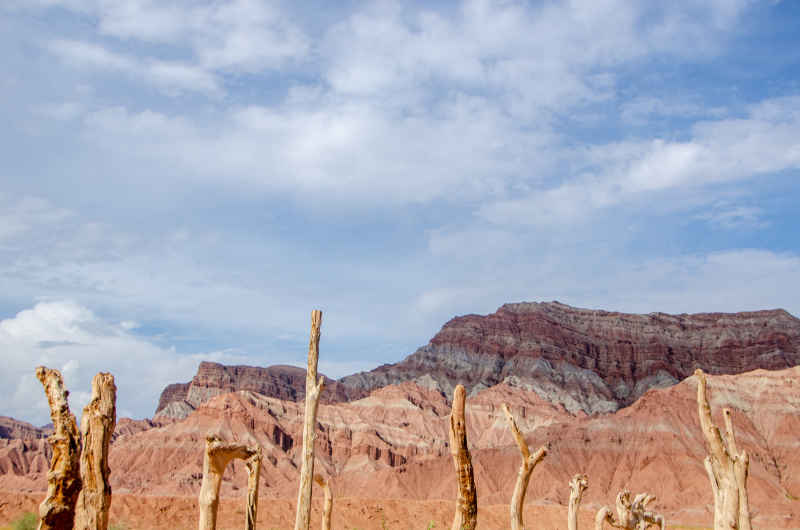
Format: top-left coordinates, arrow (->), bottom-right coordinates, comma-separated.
245,447 -> 262,530
198,435 -> 260,530
36,366 -> 82,530
695,368 -> 751,530
568,473 -> 588,530
450,384 -> 477,530
74,372 -> 117,530
501,403 -> 547,530
314,474 -> 333,530
595,490 -> 664,529
294,309 -> 325,530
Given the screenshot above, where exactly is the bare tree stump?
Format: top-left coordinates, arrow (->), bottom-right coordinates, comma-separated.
695,368 -> 751,530
449,384 -> 477,530
568,474 -> 588,530
245,447 -> 262,530
198,435 -> 260,530
74,372 -> 117,530
595,490 -> 664,529
501,403 -> 547,530
294,309 -> 325,530
314,474 -> 333,530
36,366 -> 82,530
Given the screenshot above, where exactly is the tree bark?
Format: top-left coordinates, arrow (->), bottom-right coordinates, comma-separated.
449,385 -> 477,530
245,447 -> 262,530
314,475 -> 333,530
568,473 -> 588,530
198,435 -> 259,530
74,372 -> 117,530
36,366 -> 82,530
294,309 -> 325,530
695,368 -> 751,530
501,403 -> 547,530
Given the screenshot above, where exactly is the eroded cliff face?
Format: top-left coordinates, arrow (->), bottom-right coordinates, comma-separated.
339,301 -> 800,413
0,417 -> 50,440
154,363 -> 359,420
3,368 -> 799,528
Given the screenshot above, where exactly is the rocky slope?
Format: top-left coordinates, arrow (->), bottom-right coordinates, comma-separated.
0,417 -> 49,440
340,301 -> 800,413
2,368 -> 798,527
154,363 -> 359,419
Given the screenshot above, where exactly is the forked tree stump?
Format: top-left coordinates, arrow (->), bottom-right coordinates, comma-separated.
450,385 -> 477,530
568,474 -> 589,530
198,435 -> 260,530
74,372 -> 117,530
314,474 -> 333,530
294,309 -> 325,530
501,403 -> 547,530
695,368 -> 751,530
35,366 -> 82,530
595,490 -> 664,530
245,447 -> 262,530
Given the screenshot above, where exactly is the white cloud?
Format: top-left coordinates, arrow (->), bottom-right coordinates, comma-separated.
480,96 -> 800,226
0,301 -> 201,424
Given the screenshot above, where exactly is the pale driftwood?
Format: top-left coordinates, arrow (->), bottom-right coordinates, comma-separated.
314,474 -> 333,530
568,473 -> 588,530
294,309 -> 326,530
501,403 -> 547,530
36,366 -> 82,530
449,384 -> 477,530
595,490 -> 665,529
198,435 -> 260,530
695,368 -> 751,530
74,372 -> 117,530
245,447 -> 262,530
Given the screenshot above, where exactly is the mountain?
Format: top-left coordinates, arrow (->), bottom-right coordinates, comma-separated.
156,302 -> 800,419
2,368 -> 798,528
0,417 -> 49,440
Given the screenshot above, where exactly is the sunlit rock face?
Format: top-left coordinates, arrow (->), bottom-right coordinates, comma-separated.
339,301 -> 800,413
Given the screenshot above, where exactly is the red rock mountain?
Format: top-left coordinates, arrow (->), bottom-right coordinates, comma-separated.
156,302 -> 800,418
0,417 -> 49,440
2,368 -> 798,528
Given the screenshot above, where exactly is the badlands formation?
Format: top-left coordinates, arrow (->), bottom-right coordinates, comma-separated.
1,302 -> 799,529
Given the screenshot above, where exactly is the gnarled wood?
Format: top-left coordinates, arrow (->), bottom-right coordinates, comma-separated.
36,366 -> 82,530
450,385 -> 477,530
74,372 -> 117,530
568,473 -> 588,530
695,368 -> 751,530
245,447 -> 262,530
198,435 -> 260,530
501,403 -> 547,530
295,310 -> 325,530
595,490 -> 664,529
314,474 -> 333,530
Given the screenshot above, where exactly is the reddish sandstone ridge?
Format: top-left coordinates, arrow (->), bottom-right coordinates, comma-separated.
340,301 -> 800,413
2,367 -> 798,527
154,363 -> 358,419
0,417 -> 50,440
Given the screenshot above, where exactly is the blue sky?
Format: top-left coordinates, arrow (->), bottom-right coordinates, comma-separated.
1,0 -> 799,424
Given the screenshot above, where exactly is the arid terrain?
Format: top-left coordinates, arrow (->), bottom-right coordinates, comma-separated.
2,303 -> 799,529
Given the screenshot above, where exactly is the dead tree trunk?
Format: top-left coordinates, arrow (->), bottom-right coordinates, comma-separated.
294,309 -> 325,530
73,372 -> 116,530
695,368 -> 751,530
198,435 -> 260,530
314,475 -> 333,530
449,384 -> 477,530
245,447 -> 262,530
36,366 -> 82,530
568,474 -> 588,530
595,490 -> 664,529
501,403 -> 547,530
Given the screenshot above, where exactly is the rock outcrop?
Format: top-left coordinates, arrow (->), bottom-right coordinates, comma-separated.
340,302 -> 800,413
154,363 -> 358,420
0,417 -> 50,440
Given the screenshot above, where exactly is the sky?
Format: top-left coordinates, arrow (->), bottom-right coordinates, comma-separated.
1,0 -> 799,425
